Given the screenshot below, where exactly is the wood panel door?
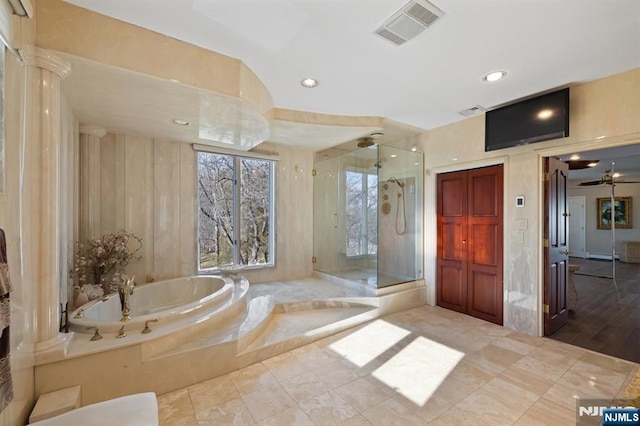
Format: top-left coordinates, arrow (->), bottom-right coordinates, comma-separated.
544,157 -> 570,335
437,165 -> 504,325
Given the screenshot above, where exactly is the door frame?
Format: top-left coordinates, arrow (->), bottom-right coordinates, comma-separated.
426,157 -> 508,318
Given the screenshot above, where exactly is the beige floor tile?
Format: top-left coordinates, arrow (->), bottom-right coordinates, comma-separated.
257,407 -> 315,426
262,351 -> 312,382
539,338 -> 587,359
512,347 -> 578,381
433,388 -> 522,425
240,382 -> 297,422
338,413 -> 374,425
298,390 -> 359,426
448,359 -> 495,389
280,371 -> 333,403
579,351 -> 637,376
313,358 -> 361,389
334,377 -> 393,412
492,334 -> 538,355
505,332 -> 545,347
360,397 -> 425,425
498,365 -> 554,397
394,374 -> 479,422
480,376 -> 539,412
160,414 -> 199,426
513,398 -> 576,426
465,343 -> 525,375
556,359 -> 628,399
196,397 -> 255,425
188,374 -> 239,413
293,344 -> 343,370
541,382 -> 610,413
229,363 -> 280,396
157,388 -> 195,426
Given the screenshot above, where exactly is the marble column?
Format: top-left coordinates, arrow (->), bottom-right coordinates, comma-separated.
20,46 -> 72,360
79,125 -> 106,243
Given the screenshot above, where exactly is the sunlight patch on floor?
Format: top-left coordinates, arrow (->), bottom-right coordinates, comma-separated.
372,336 -> 464,406
328,320 -> 411,367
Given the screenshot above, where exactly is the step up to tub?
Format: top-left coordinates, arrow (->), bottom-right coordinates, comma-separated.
236,300 -> 377,367
147,295 -> 276,359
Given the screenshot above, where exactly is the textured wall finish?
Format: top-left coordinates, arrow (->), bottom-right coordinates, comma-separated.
423,68 -> 640,337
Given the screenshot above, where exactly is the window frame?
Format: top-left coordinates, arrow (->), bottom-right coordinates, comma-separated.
345,167 -> 377,258
196,151 -> 276,273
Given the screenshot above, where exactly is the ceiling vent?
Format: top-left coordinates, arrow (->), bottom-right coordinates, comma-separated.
458,105 -> 487,117
374,0 -> 445,46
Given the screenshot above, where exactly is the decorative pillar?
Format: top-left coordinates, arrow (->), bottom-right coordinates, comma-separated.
79,124 -> 105,243
20,46 -> 72,359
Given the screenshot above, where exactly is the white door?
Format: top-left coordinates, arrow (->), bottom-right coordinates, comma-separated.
568,196 -> 586,258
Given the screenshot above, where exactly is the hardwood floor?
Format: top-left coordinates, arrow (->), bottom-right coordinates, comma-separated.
549,258 -> 640,363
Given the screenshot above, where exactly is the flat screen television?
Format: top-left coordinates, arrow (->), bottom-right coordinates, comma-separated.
485,87 -> 569,152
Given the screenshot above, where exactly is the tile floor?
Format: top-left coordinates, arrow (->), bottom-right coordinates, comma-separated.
157,305 -> 639,425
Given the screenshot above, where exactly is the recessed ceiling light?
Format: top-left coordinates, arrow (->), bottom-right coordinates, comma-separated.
390,154 -> 397,158
482,71 -> 507,82
588,162 -> 598,167
570,154 -> 580,160
596,135 -> 606,140
301,78 -> 318,88
171,118 -> 190,126
613,173 -> 621,178
452,158 -> 458,161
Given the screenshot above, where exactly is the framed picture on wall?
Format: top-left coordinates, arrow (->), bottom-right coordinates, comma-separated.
597,196 -> 632,229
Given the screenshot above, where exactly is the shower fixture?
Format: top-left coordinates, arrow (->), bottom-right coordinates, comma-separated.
357,137 -> 375,148
387,177 -> 406,235
388,176 -> 405,188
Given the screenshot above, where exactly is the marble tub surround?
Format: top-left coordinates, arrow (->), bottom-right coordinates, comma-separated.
34,276 -> 426,405
158,304 -> 640,426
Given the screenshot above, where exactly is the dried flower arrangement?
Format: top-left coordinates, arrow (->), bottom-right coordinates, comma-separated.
71,230 -> 142,298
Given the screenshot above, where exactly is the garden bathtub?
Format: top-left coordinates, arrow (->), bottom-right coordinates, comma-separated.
69,275 -> 234,334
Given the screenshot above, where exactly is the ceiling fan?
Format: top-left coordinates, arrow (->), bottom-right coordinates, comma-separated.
578,170 -> 640,186
565,159 -> 599,170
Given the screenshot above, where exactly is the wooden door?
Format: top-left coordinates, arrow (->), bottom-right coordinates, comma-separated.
544,157 -> 570,335
436,171 -> 467,313
437,165 -> 504,325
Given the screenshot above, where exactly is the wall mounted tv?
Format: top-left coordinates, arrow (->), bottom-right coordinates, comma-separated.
485,87 -> 569,152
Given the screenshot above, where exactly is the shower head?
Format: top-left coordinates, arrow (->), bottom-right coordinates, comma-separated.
357,137 -> 375,148
388,177 -> 405,188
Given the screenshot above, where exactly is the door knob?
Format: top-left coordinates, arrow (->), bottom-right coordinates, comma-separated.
462,240 -> 467,244
563,212 -> 572,217
562,250 -> 570,255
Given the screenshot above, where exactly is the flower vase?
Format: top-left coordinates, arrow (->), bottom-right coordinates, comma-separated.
74,288 -> 89,309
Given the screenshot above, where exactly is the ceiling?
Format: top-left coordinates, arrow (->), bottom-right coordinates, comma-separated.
559,145 -> 640,183
63,0 -> 640,136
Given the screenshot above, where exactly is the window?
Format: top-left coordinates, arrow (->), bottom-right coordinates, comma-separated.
197,152 -> 275,271
345,170 -> 377,256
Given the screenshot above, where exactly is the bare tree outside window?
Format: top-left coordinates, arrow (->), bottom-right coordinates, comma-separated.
198,152 -> 274,270
345,170 -> 377,256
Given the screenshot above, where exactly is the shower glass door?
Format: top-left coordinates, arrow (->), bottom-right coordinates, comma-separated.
313,145 -> 423,288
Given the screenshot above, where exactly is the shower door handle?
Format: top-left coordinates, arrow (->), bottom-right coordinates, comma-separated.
331,213 -> 338,229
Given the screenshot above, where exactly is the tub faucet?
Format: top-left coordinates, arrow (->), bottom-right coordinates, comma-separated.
118,275 -> 136,322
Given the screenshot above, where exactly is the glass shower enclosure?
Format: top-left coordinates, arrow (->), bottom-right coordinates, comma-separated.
313,145 -> 423,288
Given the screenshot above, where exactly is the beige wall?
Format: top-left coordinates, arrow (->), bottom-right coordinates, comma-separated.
80,137 -> 314,287
422,67 -> 640,336
569,184 -> 640,256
